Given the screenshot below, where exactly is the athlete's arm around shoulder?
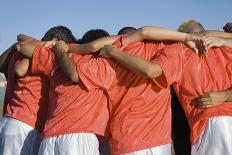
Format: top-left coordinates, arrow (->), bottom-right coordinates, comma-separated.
68,35 -> 120,54
0,42 -> 18,73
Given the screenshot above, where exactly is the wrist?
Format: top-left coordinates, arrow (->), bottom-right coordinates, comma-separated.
221,38 -> 227,47
185,33 -> 191,42
56,49 -> 68,57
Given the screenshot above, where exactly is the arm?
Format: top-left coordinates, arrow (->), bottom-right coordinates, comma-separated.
0,43 -> 17,72
122,26 -> 190,45
19,40 -> 56,58
123,26 -> 204,54
199,30 -> 232,39
55,41 -> 80,82
68,35 -> 119,54
17,34 -> 37,42
197,87 -> 232,108
202,36 -> 232,49
14,58 -> 30,77
99,45 -> 162,78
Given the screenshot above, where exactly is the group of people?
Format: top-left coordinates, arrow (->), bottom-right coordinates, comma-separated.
0,20 -> 232,155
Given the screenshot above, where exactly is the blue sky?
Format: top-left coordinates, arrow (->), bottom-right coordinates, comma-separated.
0,0 -> 231,53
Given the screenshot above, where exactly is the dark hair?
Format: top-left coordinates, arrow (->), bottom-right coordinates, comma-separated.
42,25 -> 76,44
80,29 -> 110,44
117,27 -> 136,35
75,39 -> 83,44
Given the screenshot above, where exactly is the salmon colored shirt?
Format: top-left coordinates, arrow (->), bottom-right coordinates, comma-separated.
31,45 -> 110,138
78,38 -> 172,155
4,52 -> 49,131
153,42 -> 232,144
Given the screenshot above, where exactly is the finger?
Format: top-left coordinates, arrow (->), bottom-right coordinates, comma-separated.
198,104 -> 215,108
204,39 -> 215,48
200,97 -> 211,102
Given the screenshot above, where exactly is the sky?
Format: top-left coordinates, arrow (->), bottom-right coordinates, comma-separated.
0,0 -> 231,53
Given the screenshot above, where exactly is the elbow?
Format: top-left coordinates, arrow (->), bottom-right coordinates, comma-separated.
145,64 -> 162,79
90,43 -> 99,52
140,26 -> 154,38
69,73 -> 80,83
145,67 -> 157,79
14,68 -> 26,78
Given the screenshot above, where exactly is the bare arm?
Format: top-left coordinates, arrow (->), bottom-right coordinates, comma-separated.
14,58 -> 30,77
55,41 -> 80,83
69,26 -> 200,54
122,26 -> 190,45
68,35 -> 119,54
19,40 -> 55,58
0,43 -> 17,72
17,34 -> 37,42
220,38 -> 232,48
202,36 -> 232,49
197,87 -> 232,108
199,30 -> 232,39
99,45 -> 163,78
15,40 -> 56,77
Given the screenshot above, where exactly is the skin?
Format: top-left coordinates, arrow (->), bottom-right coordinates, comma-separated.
98,36 -> 232,108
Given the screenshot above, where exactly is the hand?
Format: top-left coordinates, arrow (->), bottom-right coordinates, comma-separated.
195,91 -> 226,108
223,22 -> 232,33
99,45 -> 115,59
185,34 -> 206,55
201,35 -> 225,50
55,41 -> 68,54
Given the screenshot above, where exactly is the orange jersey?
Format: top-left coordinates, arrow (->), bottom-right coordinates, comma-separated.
78,37 -> 172,155
31,45 -> 109,138
4,52 -> 49,131
153,42 -> 232,144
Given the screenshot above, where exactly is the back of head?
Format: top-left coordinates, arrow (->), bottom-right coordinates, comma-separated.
117,27 -> 136,35
42,25 -> 76,44
81,29 -> 110,44
178,19 -> 204,33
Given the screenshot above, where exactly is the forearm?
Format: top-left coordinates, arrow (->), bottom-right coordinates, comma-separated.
123,26 -> 188,45
14,58 -> 30,77
19,41 -> 48,58
0,43 -> 16,71
69,35 -> 119,54
56,52 -> 80,82
204,30 -> 232,39
222,38 -> 232,48
109,48 -> 162,78
17,34 -> 36,42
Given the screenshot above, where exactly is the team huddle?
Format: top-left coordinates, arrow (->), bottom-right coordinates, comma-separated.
0,20 -> 232,155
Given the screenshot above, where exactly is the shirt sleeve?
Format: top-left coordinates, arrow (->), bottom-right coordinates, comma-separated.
31,46 -> 55,77
152,43 -> 184,88
77,56 -> 116,91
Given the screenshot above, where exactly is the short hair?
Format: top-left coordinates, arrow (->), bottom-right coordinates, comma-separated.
75,39 -> 82,44
42,26 -> 76,44
177,19 -> 198,32
118,27 -> 136,35
81,29 -> 110,44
